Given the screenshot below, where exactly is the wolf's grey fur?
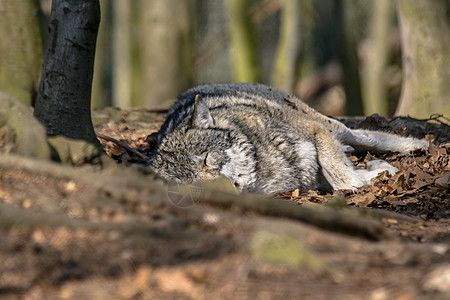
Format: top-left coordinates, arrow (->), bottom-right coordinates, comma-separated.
148,83 -> 429,194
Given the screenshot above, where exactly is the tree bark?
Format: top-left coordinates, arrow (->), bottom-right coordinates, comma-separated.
139,0 -> 193,108
395,0 -> 450,118
34,0 -> 101,148
224,0 -> 259,82
92,0 -> 112,109
271,0 -> 302,92
112,0 -> 132,108
334,0 -> 364,116
0,0 -> 43,106
362,0 -> 393,117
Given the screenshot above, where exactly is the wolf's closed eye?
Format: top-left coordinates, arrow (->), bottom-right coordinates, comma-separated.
203,153 -> 209,166
203,152 -> 221,169
193,152 -> 210,166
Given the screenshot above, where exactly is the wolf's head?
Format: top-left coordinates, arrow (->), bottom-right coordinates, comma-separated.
147,95 -> 234,184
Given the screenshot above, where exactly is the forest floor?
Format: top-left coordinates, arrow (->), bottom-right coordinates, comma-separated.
0,108 -> 449,299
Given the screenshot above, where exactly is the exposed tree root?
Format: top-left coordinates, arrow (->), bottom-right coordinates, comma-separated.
0,154 -> 395,241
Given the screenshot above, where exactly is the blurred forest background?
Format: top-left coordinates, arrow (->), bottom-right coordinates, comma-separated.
1,0 -> 449,117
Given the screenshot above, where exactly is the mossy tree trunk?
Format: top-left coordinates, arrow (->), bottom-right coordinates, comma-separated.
139,0 -> 193,108
271,0 -> 302,93
92,0 -> 112,109
395,0 -> 450,118
224,0 -> 259,83
0,0 -> 43,106
362,0 -> 394,117
111,0 -> 132,108
334,0 -> 364,116
34,0 -> 102,149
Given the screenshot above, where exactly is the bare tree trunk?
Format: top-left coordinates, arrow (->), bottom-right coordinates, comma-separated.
92,0 -> 112,109
112,0 -> 132,108
139,0 -> 193,108
271,0 -> 302,92
395,0 -> 450,118
0,0 -> 43,106
224,0 -> 259,82
362,0 -> 393,117
34,0 -> 101,149
334,0 -> 364,116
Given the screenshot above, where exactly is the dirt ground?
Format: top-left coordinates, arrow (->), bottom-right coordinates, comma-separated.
0,108 -> 449,300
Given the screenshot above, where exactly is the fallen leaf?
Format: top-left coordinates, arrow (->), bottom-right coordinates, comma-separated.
353,193 -> 376,207
435,175 -> 449,189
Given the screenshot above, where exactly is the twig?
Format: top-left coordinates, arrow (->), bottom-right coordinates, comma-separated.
389,114 -> 450,126
95,131 -> 148,161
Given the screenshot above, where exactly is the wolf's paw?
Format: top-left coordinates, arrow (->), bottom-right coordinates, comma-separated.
342,145 -> 355,153
365,159 -> 398,176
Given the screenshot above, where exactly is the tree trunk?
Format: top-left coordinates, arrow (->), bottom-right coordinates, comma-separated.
362,0 -> 393,117
224,0 -> 259,82
111,0 -> 132,108
271,0 -> 302,92
334,0 -> 364,116
139,0 -> 193,108
92,0 -> 112,109
34,0 -> 101,148
395,0 -> 450,118
0,0 -> 43,106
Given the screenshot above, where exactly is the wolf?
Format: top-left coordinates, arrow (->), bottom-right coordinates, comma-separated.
147,82 -> 429,194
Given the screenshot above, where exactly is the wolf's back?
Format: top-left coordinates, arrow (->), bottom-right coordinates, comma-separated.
158,82 -> 428,153
157,83 -> 295,142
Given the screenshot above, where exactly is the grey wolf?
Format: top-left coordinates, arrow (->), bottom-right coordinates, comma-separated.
148,83 -> 429,194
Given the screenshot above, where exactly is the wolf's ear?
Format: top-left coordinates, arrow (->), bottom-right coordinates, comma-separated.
189,94 -> 215,128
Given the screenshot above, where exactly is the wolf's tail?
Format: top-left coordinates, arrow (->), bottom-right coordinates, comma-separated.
336,128 -> 429,153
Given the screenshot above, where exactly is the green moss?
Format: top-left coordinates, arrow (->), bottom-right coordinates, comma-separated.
0,0 -> 43,106
250,230 -> 324,269
0,92 -> 51,159
48,136 -> 101,165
